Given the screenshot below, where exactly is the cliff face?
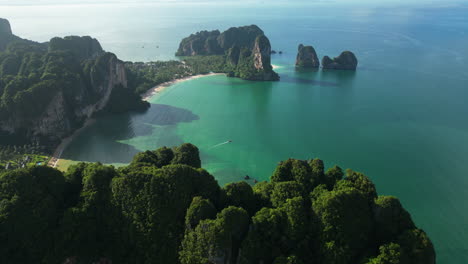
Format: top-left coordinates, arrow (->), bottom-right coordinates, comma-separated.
217,25 -> 264,51
0,51 -> 128,144
0,18 -> 18,51
175,30 -> 223,56
176,25 -> 264,56
296,44 -> 320,68
0,18 -> 12,35
176,25 -> 279,81
49,36 -> 104,61
0,24 -> 133,145
322,51 -> 358,70
250,35 -> 279,81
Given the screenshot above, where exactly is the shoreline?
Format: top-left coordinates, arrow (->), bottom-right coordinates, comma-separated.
48,72 -> 224,169
47,118 -> 96,168
142,72 -> 224,101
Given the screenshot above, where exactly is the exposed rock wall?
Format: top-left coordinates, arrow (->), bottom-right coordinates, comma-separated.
49,36 -> 104,60
0,18 -> 12,35
176,25 -> 279,81
0,21 -> 131,145
296,44 -> 320,68
322,51 -> 358,70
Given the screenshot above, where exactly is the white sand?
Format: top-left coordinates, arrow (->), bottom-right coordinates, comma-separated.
142,73 -> 224,101
48,73 -> 224,168
272,64 -> 281,69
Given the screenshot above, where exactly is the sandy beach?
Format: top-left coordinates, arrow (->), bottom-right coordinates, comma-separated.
47,118 -> 96,168
48,73 -> 224,169
142,73 -> 224,101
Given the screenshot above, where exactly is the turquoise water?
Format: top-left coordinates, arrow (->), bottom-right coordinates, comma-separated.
2,2 -> 468,263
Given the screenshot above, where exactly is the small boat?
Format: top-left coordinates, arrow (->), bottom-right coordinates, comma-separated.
244,175 -> 250,180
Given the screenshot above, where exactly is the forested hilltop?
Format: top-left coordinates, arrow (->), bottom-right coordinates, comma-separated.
0,18 -> 148,148
0,143 -> 435,264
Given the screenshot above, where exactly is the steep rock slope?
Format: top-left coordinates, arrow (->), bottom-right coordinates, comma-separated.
0,19 -> 147,146
176,25 -> 279,81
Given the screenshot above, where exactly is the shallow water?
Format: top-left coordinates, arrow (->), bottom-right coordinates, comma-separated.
2,2 -> 468,262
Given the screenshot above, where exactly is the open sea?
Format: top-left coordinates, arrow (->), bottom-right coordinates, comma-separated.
2,1 -> 468,262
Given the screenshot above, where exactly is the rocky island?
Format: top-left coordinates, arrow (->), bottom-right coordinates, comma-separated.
322,51 -> 358,70
176,25 -> 279,81
296,44 -> 320,68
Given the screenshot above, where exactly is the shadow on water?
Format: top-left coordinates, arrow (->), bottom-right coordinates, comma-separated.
320,69 -> 357,87
133,103 -> 200,126
61,104 -> 199,164
280,68 -> 339,87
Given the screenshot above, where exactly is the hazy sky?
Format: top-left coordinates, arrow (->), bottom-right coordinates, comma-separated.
0,0 -> 465,6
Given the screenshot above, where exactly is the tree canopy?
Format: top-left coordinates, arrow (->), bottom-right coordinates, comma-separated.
0,144 -> 435,264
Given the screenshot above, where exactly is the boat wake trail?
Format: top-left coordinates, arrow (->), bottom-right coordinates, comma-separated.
209,141 -> 232,149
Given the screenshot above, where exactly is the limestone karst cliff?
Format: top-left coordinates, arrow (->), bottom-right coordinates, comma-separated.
0,18 -> 12,35
322,51 -> 358,70
0,18 -> 19,51
49,35 -> 104,61
0,19 -> 147,146
296,44 -> 320,68
176,25 -> 279,81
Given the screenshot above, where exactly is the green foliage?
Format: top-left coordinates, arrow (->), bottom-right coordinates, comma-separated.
366,243 -> 403,264
374,196 -> 415,245
185,196 -> 217,229
172,143 -> 201,168
270,181 -> 303,207
0,38 -> 146,145
0,145 -> 434,264
339,169 -> 378,202
240,207 -> 287,263
0,143 -> 48,170
0,166 -> 65,264
312,186 -> 374,263
324,165 -> 344,189
397,229 -> 436,264
125,60 -> 192,94
180,206 -> 250,264
271,159 -> 317,192
252,180 -> 275,207
49,36 -> 103,61
223,181 -> 259,215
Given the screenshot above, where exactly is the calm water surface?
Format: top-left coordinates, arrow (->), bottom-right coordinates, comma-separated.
2,2 -> 468,263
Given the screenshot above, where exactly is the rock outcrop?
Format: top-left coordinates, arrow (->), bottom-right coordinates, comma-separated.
49,36 -> 104,61
0,18 -> 18,51
322,51 -> 358,70
176,25 -> 279,81
0,18 -> 12,35
0,18 -> 44,52
217,25 -> 264,51
0,25 -> 141,146
250,35 -> 279,81
176,25 -> 264,56
175,30 -> 223,56
296,44 -> 320,68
